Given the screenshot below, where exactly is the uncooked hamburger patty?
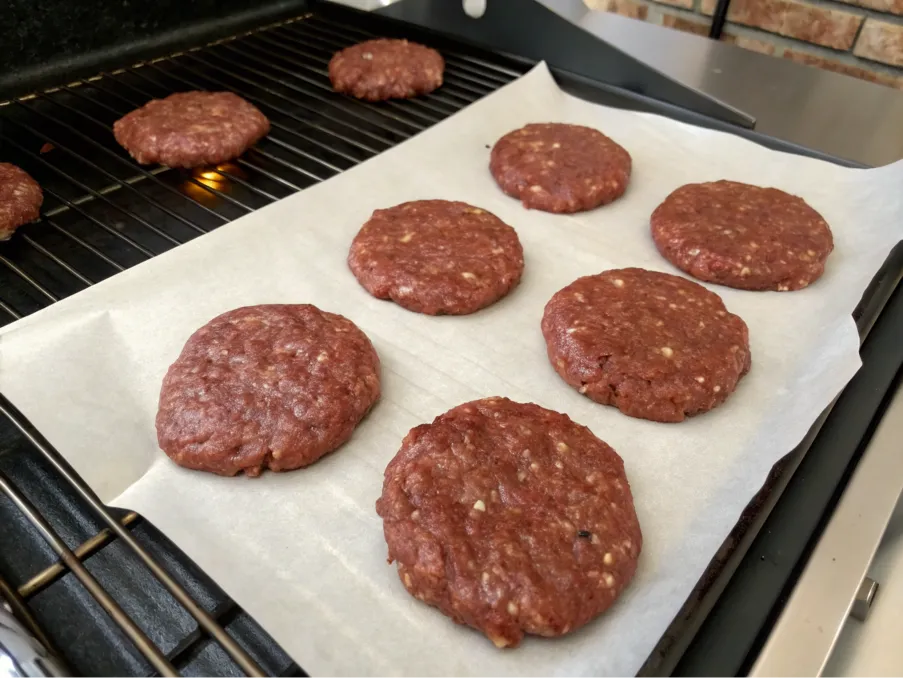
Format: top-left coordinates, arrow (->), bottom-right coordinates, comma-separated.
0,163 -> 42,240
376,397 -> 642,648
489,123 -> 631,213
113,91 -> 270,168
156,304 -> 380,476
651,180 -> 834,291
329,39 -> 444,101
348,200 -> 524,315
542,268 -> 751,423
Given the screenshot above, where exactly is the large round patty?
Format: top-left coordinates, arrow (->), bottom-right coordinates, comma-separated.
651,180 -> 834,291
156,304 -> 380,476
490,123 -> 631,213
329,39 -> 444,101
348,200 -> 524,315
376,397 -> 642,649
0,163 -> 42,240
542,268 -> 751,423
113,91 -> 270,168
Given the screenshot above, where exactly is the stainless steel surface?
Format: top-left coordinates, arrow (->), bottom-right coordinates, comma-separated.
851,577 -> 879,622
0,606 -> 67,677
749,385 -> 903,677
538,0 -> 903,166
824,499 -> 903,676
0,397 -> 267,677
0,471 -> 179,677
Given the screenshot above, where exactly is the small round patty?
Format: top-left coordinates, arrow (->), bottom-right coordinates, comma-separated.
490,123 -> 631,214
348,200 -> 524,315
377,397 -> 642,649
0,163 -> 42,240
542,268 -> 751,423
113,91 -> 270,168
651,180 -> 834,291
156,304 -> 380,476
329,39 -> 444,101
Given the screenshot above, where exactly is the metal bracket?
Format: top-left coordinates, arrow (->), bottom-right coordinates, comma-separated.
750,385 -> 903,676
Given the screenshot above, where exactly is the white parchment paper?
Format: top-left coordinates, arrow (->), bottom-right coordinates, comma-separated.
1,63 -> 902,676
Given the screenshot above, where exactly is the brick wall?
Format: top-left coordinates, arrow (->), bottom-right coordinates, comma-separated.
585,0 -> 903,88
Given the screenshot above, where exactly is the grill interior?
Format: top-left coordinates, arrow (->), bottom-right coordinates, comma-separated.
0,11 -> 524,676
0,12 -> 523,326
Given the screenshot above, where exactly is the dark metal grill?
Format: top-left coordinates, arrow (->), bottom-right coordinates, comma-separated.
0,11 -> 525,676
0,12 -> 523,326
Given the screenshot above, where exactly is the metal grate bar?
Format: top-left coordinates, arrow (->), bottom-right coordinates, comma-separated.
0,470 -> 179,676
236,36 -> 460,122
212,42 -> 431,132
7,113 -> 190,249
251,29 -> 470,116
272,25 -> 484,106
245,30 -> 475,111
174,54 -> 389,157
0,394 -> 268,677
0,298 -> 22,319
0,137 -> 157,259
89,75 -> 257,213
140,62 -> 360,170
0,571 -> 65,668
19,98 -> 214,239
275,23 -> 489,103
300,18 -> 518,96
162,54 -> 381,160
305,16 -> 522,83
0,255 -> 60,303
20,235 -> 95,287
32,92 -> 221,234
4,123 -> 185,252
183,49 -> 404,150
241,145 -> 323,185
236,155 -> 305,192
41,215 -> 129,272
18,512 -> 141,599
135,63 -> 333,184
55,84 -> 233,225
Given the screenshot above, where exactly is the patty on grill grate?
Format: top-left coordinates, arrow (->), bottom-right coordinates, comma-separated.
348,200 -> 524,315
376,396 -> 642,649
329,39 -> 444,101
113,91 -> 270,168
0,163 -> 42,240
156,304 -> 381,476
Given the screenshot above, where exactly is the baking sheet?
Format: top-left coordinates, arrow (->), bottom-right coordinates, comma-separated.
1,63 -> 901,676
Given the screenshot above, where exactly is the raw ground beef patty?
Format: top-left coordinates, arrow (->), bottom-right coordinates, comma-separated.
377,397 -> 642,649
328,39 -> 444,101
0,163 -> 42,240
542,268 -> 751,423
156,304 -> 380,476
489,123 -> 631,213
348,200 -> 524,315
651,180 -> 834,291
113,91 -> 270,168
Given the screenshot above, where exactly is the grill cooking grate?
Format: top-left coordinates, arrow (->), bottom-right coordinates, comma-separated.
0,13 -> 522,326
0,12 -> 525,676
